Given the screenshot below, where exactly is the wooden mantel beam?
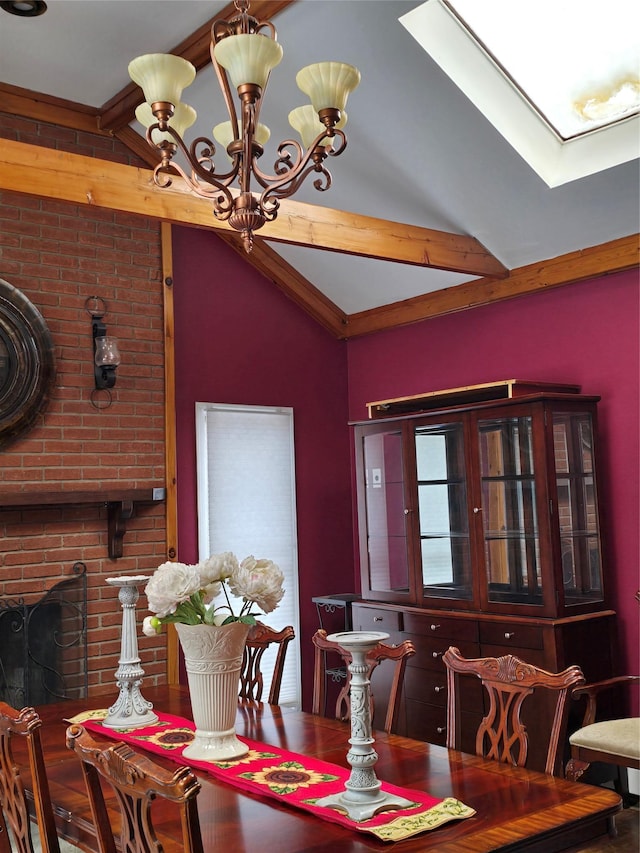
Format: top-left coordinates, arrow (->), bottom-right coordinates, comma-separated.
0,137 -> 507,278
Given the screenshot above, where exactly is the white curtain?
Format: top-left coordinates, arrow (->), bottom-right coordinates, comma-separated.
195,403 -> 300,706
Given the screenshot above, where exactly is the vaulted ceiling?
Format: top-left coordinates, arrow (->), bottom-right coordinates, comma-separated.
0,0 -> 638,337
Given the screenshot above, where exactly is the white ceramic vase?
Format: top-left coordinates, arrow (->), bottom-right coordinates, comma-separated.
175,621 -> 250,762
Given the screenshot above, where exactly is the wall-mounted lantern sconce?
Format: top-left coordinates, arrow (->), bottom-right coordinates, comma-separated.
85,296 -> 121,408
93,322 -> 121,389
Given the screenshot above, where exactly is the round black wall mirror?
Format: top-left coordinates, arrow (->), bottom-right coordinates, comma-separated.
0,278 -> 56,448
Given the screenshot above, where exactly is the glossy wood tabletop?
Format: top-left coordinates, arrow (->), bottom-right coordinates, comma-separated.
26,685 -> 620,853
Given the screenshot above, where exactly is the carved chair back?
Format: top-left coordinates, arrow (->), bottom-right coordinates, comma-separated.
0,702 -> 63,853
443,646 -> 585,777
240,622 -> 295,705
65,724 -> 204,853
311,629 -> 415,734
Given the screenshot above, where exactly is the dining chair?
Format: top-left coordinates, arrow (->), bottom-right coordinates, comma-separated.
311,628 -> 415,734
565,675 -> 640,805
443,646 -> 585,777
65,723 -> 204,853
239,622 -> 295,705
0,702 -> 80,853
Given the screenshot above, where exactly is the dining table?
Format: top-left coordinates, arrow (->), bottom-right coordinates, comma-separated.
24,684 -> 620,853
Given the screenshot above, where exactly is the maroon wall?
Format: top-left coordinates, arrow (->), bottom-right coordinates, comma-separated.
346,269 -> 640,689
171,221 -> 638,708
170,226 -> 353,708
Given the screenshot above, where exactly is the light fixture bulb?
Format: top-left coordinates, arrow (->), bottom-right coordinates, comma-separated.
136,101 -> 197,141
94,336 -> 121,368
288,105 -> 347,149
213,120 -> 270,152
296,61 -> 361,113
213,33 -> 283,90
128,53 -> 196,107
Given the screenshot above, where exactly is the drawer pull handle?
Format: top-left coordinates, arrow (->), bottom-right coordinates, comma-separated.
430,624 -> 441,631
434,685 -> 445,693
473,507 -> 482,514
373,616 -> 383,622
504,632 -> 515,639
436,726 -> 446,734
432,651 -> 444,658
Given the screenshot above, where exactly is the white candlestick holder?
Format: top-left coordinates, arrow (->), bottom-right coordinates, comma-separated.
315,630 -> 414,822
103,575 -> 158,729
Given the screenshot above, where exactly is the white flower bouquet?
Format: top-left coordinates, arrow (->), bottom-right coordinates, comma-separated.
142,552 -> 285,637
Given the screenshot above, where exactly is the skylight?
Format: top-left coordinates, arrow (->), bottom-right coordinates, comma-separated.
400,0 -> 640,186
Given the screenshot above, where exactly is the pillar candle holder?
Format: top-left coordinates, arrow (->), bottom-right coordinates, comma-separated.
315,630 -> 414,821
103,575 -> 158,729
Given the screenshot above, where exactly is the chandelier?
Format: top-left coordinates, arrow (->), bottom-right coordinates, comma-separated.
129,0 -> 360,252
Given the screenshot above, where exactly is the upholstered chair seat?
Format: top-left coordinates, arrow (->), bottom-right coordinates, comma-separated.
569,718 -> 640,762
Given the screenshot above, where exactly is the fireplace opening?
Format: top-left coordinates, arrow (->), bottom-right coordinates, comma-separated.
0,561 -> 87,706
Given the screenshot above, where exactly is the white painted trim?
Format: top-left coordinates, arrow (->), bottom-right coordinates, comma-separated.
400,0 -> 640,187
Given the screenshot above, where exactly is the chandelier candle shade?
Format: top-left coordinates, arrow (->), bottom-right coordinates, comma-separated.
128,0 -> 360,252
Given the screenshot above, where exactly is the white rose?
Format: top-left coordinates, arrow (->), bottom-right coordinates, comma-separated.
199,552 -> 239,585
142,616 -> 160,637
229,556 -> 285,614
200,580 -> 222,605
144,561 -> 201,618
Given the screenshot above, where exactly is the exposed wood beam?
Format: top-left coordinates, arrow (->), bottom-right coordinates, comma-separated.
265,199 -> 508,277
0,138 -> 505,279
344,234 -> 640,338
99,0 -> 297,133
0,83 -> 104,135
113,126 -> 162,166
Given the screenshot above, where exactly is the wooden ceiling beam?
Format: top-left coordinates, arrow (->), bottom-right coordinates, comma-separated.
99,0 -> 297,133
0,138 -> 506,279
343,234 -> 640,338
0,83 -> 104,135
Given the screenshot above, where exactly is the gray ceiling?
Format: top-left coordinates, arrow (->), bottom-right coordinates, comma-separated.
1,0 -> 638,314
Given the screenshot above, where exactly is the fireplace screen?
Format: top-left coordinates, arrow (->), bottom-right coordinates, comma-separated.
0,561 -> 87,707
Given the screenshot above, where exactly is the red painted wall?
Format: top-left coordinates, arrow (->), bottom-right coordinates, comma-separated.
170,226 -> 353,708
347,269 -> 640,693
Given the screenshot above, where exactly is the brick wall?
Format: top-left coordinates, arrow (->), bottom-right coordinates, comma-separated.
0,111 -> 168,695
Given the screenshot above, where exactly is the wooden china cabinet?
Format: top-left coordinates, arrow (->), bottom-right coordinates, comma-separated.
350,381 -> 616,774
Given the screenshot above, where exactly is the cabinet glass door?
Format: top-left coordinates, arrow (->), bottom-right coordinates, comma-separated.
362,429 -> 410,594
553,411 -> 603,604
415,422 -> 472,600
478,416 -> 542,605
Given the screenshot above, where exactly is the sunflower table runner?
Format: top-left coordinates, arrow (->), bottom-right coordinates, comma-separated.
66,710 -> 475,843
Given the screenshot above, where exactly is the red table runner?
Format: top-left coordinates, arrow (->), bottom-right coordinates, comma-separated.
67,709 -> 475,843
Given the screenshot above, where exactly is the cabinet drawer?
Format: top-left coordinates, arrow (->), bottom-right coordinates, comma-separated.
404,665 -> 484,708
352,605 -> 402,633
479,621 -> 544,650
403,612 -> 478,642
409,636 -> 480,672
405,699 -> 481,754
404,666 -> 448,706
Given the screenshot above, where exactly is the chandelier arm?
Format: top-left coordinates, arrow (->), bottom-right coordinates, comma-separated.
250,138 -> 307,189
251,124 -> 345,200
187,135 -> 239,186
148,146 -> 235,222
210,37 -> 240,143
145,123 -> 241,191
261,163 -> 333,208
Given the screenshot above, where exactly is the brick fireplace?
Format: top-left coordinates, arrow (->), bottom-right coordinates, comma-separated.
0,111 -> 170,697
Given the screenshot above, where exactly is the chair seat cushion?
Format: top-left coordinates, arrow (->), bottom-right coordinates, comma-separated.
569,718 -> 640,760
